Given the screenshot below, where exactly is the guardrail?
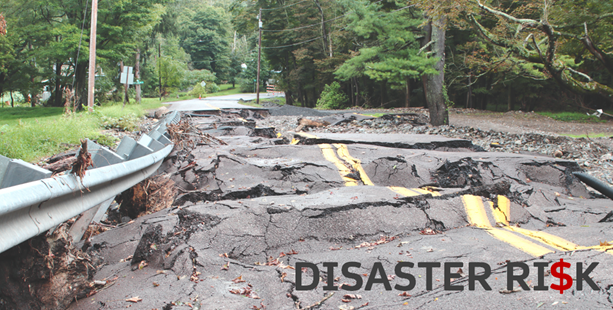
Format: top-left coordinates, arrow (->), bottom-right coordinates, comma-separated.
0,111 -> 180,254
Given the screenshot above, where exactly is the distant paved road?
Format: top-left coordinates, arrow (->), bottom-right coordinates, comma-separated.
164,93 -> 283,112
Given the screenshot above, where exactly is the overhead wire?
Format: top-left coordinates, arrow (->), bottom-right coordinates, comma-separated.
260,0 -> 310,11
257,0 -> 402,50
262,36 -> 323,49
262,14 -> 347,32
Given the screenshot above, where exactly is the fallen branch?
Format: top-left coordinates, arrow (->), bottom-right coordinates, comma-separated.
295,292 -> 335,310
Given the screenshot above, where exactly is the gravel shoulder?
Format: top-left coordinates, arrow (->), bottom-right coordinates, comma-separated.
257,106 -> 613,185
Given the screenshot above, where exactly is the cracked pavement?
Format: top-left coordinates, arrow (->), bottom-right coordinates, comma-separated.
70,111 -> 613,310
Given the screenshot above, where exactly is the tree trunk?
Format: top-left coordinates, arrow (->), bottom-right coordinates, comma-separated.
10,91 -> 13,107
158,43 -> 162,100
424,17 -> 449,126
74,62 -> 88,110
507,84 -> 513,111
350,79 -> 355,106
405,78 -> 410,108
285,89 -> 294,105
135,48 -> 141,104
466,73 -> 473,109
53,61 -> 63,107
420,21 -> 432,107
355,77 -> 360,107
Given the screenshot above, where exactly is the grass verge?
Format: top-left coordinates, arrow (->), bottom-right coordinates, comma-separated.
560,132 -> 611,139
537,111 -> 606,123
202,84 -> 242,98
0,100 -> 164,163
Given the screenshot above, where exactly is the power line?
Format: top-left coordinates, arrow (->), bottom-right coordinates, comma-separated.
261,0 -> 310,11
262,14 -> 347,32
262,36 -> 323,49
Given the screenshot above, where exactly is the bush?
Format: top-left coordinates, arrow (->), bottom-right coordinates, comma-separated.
205,82 -> 220,94
316,82 -> 348,109
188,81 -> 220,97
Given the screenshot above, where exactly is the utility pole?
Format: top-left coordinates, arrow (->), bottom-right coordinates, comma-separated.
135,48 -> 141,104
256,8 -> 262,105
158,43 -> 162,101
313,0 -> 330,57
87,0 -> 98,112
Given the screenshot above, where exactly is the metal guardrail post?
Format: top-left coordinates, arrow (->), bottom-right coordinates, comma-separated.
68,140 -> 126,242
116,136 -> 154,160
0,144 -> 172,253
0,111 -> 179,254
0,156 -> 52,189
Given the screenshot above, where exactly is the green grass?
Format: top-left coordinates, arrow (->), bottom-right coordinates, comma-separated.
0,84 -> 248,162
239,100 -> 263,108
0,100 -> 164,163
560,132 -> 611,139
537,111 -> 606,123
202,84 -> 242,98
359,112 -> 386,118
241,96 -> 285,108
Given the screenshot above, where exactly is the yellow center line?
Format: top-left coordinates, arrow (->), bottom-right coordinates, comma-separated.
318,144 -> 358,186
492,195 -> 510,226
388,186 -> 422,197
462,194 -> 554,257
489,196 -> 613,256
411,187 -> 441,197
205,103 -> 221,110
296,132 -> 318,139
333,144 -> 374,186
493,196 -> 577,251
463,195 -> 492,228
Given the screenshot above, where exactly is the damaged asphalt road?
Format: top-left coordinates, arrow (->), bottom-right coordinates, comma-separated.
69,112 -> 613,310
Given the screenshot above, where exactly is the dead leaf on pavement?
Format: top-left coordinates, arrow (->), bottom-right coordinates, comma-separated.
499,287 -> 522,294
232,275 -> 246,283
138,260 -> 148,270
221,262 -> 230,270
126,296 -> 142,303
343,294 -> 362,299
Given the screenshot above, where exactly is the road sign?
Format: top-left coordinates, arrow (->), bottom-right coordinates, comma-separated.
201,81 -> 206,87
120,66 -> 134,85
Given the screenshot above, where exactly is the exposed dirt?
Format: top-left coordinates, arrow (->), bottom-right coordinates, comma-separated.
449,109 -> 613,137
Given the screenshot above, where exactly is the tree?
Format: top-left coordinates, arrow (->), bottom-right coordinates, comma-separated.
177,4 -> 232,81
470,0 -> 613,103
0,0 -> 165,107
422,16 -> 449,125
335,0 -> 438,109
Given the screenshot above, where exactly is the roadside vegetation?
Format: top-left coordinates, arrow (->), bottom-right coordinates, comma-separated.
537,112 -> 608,123
0,100 -> 163,162
0,0 -> 612,139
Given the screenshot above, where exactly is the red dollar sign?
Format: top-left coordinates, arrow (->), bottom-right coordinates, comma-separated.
550,258 -> 573,294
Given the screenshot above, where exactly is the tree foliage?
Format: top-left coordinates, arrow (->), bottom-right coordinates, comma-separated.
1,0 -> 612,118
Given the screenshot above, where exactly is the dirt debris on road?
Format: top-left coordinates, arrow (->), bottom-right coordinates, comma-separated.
2,106 -> 613,310
61,109 -> 613,310
259,108 -> 613,185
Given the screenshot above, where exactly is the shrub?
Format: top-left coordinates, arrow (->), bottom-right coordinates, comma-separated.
205,82 -> 220,94
316,82 -> 348,109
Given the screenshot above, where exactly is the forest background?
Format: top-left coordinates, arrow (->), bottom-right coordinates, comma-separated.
0,0 -> 612,126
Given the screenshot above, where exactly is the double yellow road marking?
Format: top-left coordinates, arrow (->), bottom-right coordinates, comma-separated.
463,195 -> 613,257
294,132 -> 611,256
462,195 -> 553,257
297,133 -> 437,195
